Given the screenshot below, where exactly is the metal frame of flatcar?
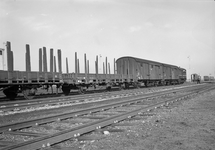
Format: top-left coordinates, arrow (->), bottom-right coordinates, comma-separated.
0,42 -> 63,99
61,53 -> 126,94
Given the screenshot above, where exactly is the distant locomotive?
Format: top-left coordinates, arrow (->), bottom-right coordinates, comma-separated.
0,41 -> 187,100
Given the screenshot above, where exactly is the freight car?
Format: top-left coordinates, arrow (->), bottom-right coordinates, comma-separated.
0,41 -> 187,100
203,76 -> 209,81
191,73 -> 201,84
0,42 -> 63,100
116,57 -> 186,88
204,76 -> 215,82
209,76 -> 215,81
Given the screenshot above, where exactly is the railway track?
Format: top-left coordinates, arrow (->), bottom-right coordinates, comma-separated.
0,84 -> 213,150
0,84 -> 201,115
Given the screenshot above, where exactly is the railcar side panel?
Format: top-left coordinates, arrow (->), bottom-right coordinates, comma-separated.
136,61 -> 149,80
155,65 -> 162,79
149,64 -> 156,79
143,62 -> 150,79
163,65 -> 171,80
171,68 -> 176,79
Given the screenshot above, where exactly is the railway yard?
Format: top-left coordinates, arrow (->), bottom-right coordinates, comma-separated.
1,1 -> 215,149
0,83 -> 214,150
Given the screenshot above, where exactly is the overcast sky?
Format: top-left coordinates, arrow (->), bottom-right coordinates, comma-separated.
0,0 -> 215,79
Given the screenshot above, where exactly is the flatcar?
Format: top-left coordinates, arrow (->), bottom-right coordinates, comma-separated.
0,41 -> 187,100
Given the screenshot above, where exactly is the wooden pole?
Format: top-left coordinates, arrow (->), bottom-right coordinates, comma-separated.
114,58 -> 115,74
103,62 -> 105,74
54,56 -> 57,72
108,63 -> 110,74
50,49 -> 53,72
75,52 -> 77,78
66,57 -> 69,73
39,48 -> 42,72
6,41 -> 13,71
77,59 -> 80,73
87,60 -> 89,74
84,53 -> 87,83
106,57 -> 107,75
57,49 -> 62,73
43,47 -> 47,72
25,44 -> 31,72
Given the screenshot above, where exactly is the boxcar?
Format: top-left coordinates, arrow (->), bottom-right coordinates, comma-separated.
116,56 -> 186,86
203,76 -> 209,81
191,73 -> 201,83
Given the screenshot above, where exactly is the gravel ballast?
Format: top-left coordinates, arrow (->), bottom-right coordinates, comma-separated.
79,88 -> 215,150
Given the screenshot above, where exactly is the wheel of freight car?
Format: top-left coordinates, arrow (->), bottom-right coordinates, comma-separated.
78,86 -> 85,94
120,83 -> 126,90
133,82 -> 140,88
62,83 -> 71,96
106,83 -> 112,92
106,86 -> 111,92
22,89 -> 36,100
3,85 -> 19,100
3,91 -> 17,100
145,81 -> 148,87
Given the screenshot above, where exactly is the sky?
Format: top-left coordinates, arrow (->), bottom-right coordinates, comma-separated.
0,0 -> 215,79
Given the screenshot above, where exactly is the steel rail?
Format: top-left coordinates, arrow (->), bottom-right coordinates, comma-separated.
0,84 -> 204,112
0,85 -> 208,133
1,85 -> 214,150
0,83 -> 202,107
0,88 -> 143,112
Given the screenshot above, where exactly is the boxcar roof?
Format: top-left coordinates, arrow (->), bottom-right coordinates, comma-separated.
116,56 -> 181,68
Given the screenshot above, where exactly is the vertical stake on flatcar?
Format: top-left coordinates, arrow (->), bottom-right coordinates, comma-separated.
87,60 -> 89,74
108,62 -> 110,74
50,49 -> 54,72
54,56 -> 57,72
39,48 -> 42,72
84,53 -> 87,83
66,57 -> 69,73
96,55 -> 98,82
43,47 -> 47,72
6,41 -> 13,71
106,57 -> 108,82
57,49 -> 62,73
6,41 -> 13,83
77,59 -> 80,74
26,44 -> 31,83
25,44 -> 31,72
103,62 -> 105,74
106,57 -> 107,75
75,52 -> 78,81
114,58 -> 115,75
95,60 -> 97,83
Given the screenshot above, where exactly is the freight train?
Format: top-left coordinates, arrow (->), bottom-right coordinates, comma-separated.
0,42 -> 186,100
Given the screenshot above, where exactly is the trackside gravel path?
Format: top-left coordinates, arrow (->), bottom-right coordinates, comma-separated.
80,88 -> 215,150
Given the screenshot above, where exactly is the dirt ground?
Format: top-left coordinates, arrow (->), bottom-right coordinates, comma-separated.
81,88 -> 215,150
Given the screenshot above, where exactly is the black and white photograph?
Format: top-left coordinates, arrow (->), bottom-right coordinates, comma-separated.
0,0 -> 215,149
